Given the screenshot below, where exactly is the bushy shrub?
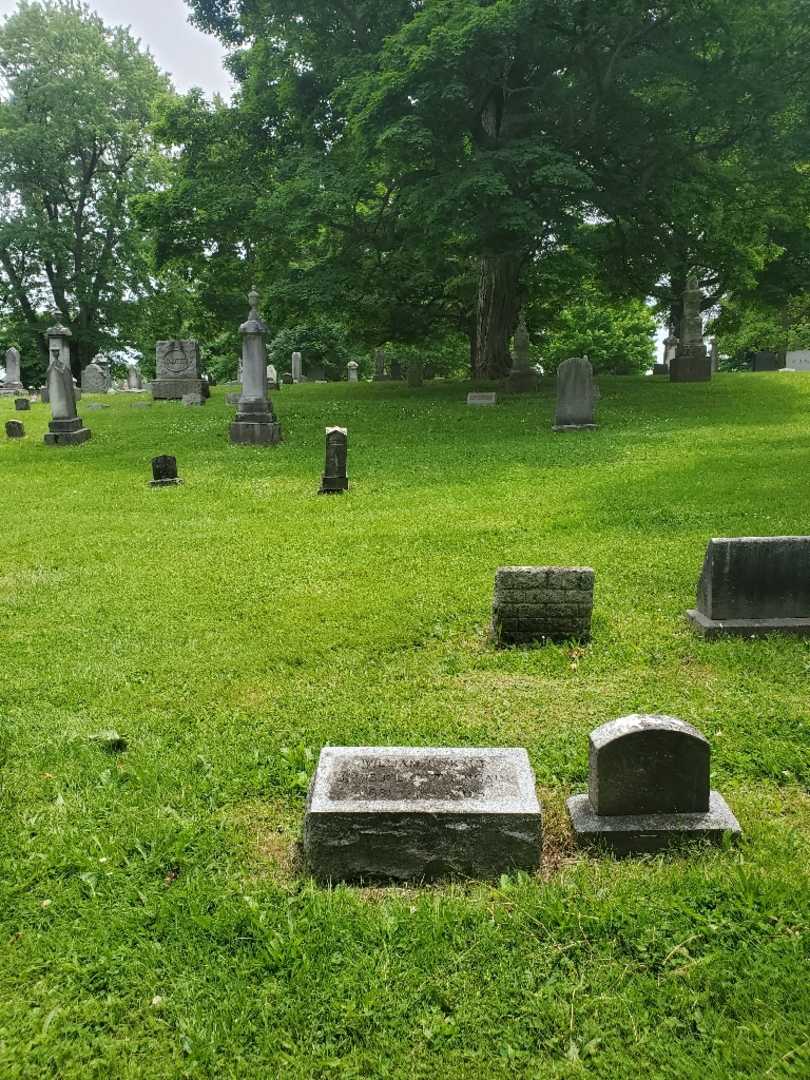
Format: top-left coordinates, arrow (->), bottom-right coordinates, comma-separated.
269,320 -> 351,381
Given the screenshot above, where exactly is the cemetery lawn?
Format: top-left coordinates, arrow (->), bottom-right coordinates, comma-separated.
1,374 -> 809,1080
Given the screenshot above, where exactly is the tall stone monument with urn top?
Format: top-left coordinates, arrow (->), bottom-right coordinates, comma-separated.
671,276 -> 711,382
151,339 -> 207,400
507,313 -> 540,393
43,318 -> 91,446
230,289 -> 282,445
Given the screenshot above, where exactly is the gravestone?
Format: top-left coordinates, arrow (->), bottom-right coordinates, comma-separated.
492,566 -> 594,645
671,277 -> 711,381
226,392 -> 240,405
266,363 -> 279,389
373,348 -> 388,381
751,351 -> 784,372
1,346 -> 24,395
566,715 -> 741,854
5,420 -> 24,439
467,392 -> 497,406
407,360 -> 423,388
507,313 -> 540,393
710,339 -> 719,373
151,340 -> 206,400
149,455 -> 183,487
85,402 -> 109,411
347,360 -> 359,383
14,398 -> 30,412
304,746 -> 542,882
784,349 -> 810,371
653,331 -> 677,375
82,358 -> 109,393
39,385 -> 49,404
318,427 -> 349,494
291,351 -> 303,383
43,319 -> 91,446
686,536 -> 810,638
126,365 -> 143,391
390,360 -> 403,381
281,372 -> 294,385
553,357 -> 598,430
182,392 -> 205,407
230,289 -> 282,445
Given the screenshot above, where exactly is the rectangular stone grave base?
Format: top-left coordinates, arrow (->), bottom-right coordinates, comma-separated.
506,369 -> 539,393
318,477 -> 349,495
229,421 -> 282,445
686,608 -> 810,639
44,418 -> 91,446
151,378 -> 207,400
553,424 -> 597,432
305,747 -> 542,883
149,478 -> 183,488
0,385 -> 24,396
670,347 -> 711,382
566,790 -> 741,855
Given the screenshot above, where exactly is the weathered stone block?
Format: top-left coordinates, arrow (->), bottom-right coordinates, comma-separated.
14,398 -> 30,412
304,747 -> 542,883
5,420 -> 24,439
567,715 -> 741,855
467,392 -> 497,406
686,536 -> 810,638
492,566 -> 595,645
44,416 -> 91,446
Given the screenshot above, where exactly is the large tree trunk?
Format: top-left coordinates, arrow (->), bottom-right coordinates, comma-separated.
474,253 -> 523,379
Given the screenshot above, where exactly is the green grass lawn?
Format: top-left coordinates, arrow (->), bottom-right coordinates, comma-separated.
1,374 -> 808,1079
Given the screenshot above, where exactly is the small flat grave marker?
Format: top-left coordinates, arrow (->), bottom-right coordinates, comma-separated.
5,420 -> 24,439
304,746 -> 542,883
567,714 -> 741,854
467,392 -> 497,406
14,398 -> 30,412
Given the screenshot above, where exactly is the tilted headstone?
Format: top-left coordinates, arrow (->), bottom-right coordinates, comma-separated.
82,358 -> 109,393
14,397 -> 30,412
567,715 -> 741,854
507,313 -> 540,393
347,360 -> 359,383
149,455 -> 183,487
291,351 -> 303,383
467,392 -> 497,407
1,346 -> 24,394
318,426 -> 349,494
671,277 -> 711,382
372,347 -> 387,381
230,289 -> 282,445
686,536 -> 810,638
553,357 -> 598,430
43,319 -> 91,446
492,566 -> 594,646
304,746 -> 542,882
5,420 -> 24,439
407,360 -> 423,388
151,340 -> 206,400
784,349 -> 810,372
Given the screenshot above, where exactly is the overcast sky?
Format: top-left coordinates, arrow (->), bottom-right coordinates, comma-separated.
0,0 -> 233,97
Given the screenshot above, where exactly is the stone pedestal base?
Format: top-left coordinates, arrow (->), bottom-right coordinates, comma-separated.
686,609 -> 810,639
0,384 -> 24,396
553,424 -> 597,432
44,417 -> 91,446
670,346 -> 711,382
566,790 -> 741,855
319,475 -> 349,495
230,420 -> 282,445
151,378 -> 208,401
506,368 -> 539,393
